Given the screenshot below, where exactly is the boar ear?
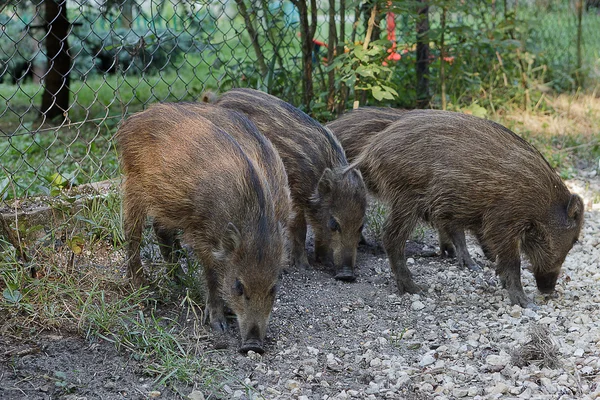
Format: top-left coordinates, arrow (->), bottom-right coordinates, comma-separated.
318,168 -> 335,195
222,222 -> 242,253
567,194 -> 583,221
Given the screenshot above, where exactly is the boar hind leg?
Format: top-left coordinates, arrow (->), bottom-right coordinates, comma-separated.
204,266 -> 227,332
437,228 -> 456,258
152,221 -> 184,280
290,210 -> 310,269
123,189 -> 146,287
445,227 -> 481,271
383,207 -> 421,294
496,246 -> 535,308
475,230 -> 496,261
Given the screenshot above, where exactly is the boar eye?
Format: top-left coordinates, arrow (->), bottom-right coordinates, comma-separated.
233,279 -> 244,297
329,217 -> 341,233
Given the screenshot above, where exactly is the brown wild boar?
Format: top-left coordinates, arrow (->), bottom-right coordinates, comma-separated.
176,102 -> 291,228
116,103 -> 288,353
328,107 -> 495,269
326,106 -> 408,162
214,88 -> 368,281
350,110 -> 583,308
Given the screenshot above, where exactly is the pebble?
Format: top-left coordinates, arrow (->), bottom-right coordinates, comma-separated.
188,391 -> 205,400
488,382 -> 509,395
452,388 -> 469,397
412,301 -> 426,311
486,354 -> 510,367
419,352 -> 437,367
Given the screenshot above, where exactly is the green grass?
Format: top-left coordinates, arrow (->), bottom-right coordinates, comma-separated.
0,192 -> 232,390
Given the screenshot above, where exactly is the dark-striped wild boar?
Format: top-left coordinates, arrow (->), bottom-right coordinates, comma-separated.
329,107 -> 495,270
350,110 -> 583,308
117,103 -> 288,353
214,88 -> 368,282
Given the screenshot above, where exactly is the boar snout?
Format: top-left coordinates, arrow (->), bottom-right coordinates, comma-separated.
334,254 -> 356,282
239,324 -> 265,354
239,339 -> 265,354
535,270 -> 560,294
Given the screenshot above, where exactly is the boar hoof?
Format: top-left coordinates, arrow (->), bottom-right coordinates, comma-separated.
463,260 -> 482,272
440,247 -> 456,258
396,279 -> 422,295
239,340 -> 265,354
508,291 -> 538,310
335,268 -> 356,282
210,319 -> 228,333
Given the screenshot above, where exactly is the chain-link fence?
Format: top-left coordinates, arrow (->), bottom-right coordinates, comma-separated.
1,0 -> 599,204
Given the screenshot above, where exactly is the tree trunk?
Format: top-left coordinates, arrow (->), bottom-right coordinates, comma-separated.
120,0 -> 134,29
294,0 -> 314,112
576,0 -> 584,87
440,5 -> 447,110
41,0 -> 71,120
327,0 -> 337,111
415,0 -> 429,108
235,0 -> 268,77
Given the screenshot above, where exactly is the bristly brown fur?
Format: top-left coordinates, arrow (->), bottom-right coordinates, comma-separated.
349,109 -> 584,307
116,102 -> 289,352
214,88 -> 368,281
326,106 -> 408,162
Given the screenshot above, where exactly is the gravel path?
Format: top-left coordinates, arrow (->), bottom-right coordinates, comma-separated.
199,173 -> 600,400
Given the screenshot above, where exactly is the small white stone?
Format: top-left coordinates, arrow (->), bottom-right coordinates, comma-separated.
412,301 -> 426,311
188,391 -> 205,400
365,382 -> 380,394
486,354 -> 510,367
285,380 -> 300,390
396,373 -> 410,387
370,358 -> 382,367
407,257 -> 415,264
488,382 -> 509,395
574,348 -> 585,357
452,388 -> 469,398
419,352 -> 437,367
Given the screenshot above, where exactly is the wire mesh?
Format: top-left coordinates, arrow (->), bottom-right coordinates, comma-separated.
0,0 -> 598,205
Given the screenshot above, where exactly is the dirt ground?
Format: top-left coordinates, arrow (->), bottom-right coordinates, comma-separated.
1,174 -> 599,400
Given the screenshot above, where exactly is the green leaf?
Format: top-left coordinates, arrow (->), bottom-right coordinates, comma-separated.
3,288 -> 23,304
54,371 -> 67,380
355,65 -> 375,78
67,236 -> 85,255
371,86 -> 385,101
0,177 -> 9,199
464,103 -> 488,118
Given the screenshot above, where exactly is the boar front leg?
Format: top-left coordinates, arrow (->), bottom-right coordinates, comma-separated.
496,246 -> 535,308
383,205 -> 422,294
290,209 -> 310,269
